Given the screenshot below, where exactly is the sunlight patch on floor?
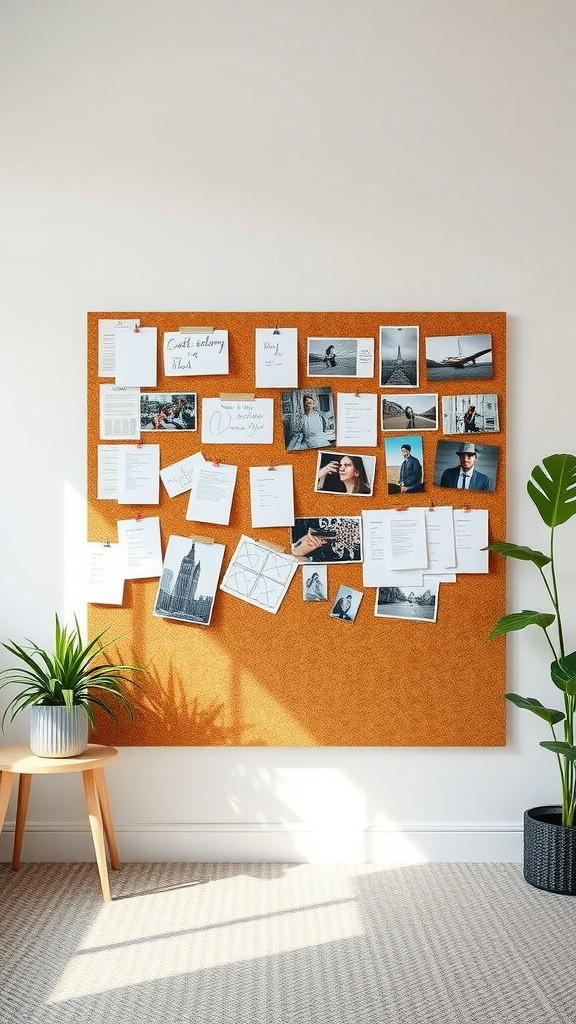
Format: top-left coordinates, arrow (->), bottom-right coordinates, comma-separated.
46,871 -> 363,1002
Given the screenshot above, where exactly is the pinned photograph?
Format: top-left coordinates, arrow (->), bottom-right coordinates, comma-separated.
315,451 -> 376,496
384,435 -> 424,494
302,565 -> 328,602
375,583 -> 438,622
290,516 -> 363,564
307,337 -> 374,379
379,326 -> 419,387
141,392 -> 196,431
153,535 -> 225,626
281,387 -> 336,451
425,334 -> 493,383
441,393 -> 500,434
434,439 -> 499,492
330,585 -> 363,622
381,393 -> 438,432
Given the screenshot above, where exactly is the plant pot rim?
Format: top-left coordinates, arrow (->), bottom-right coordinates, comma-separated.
525,805 -> 576,828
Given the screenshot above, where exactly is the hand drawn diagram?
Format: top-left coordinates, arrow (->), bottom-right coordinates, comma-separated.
220,535 -> 298,614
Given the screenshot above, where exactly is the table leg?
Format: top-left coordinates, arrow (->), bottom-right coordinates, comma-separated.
12,774 -> 32,870
0,771 -> 15,846
94,767 -> 120,870
82,769 -> 111,902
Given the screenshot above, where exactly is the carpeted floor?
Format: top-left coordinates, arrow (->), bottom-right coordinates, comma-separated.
1,861 -> 574,1024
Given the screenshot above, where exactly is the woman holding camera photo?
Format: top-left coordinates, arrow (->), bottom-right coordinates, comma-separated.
316,454 -> 371,495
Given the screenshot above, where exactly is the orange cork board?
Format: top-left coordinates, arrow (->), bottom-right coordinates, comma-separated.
87,311 -> 506,747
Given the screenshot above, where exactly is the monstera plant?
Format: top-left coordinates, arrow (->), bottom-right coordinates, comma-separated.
487,453 -> 576,893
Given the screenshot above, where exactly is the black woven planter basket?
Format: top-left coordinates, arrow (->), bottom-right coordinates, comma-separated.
524,806 -> 576,895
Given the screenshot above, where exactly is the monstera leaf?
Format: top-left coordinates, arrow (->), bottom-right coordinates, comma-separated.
527,454 -> 576,528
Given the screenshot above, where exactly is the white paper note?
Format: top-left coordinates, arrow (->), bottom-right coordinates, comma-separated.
255,328 -> 298,388
98,318 -> 140,377
425,505 -> 456,572
362,510 -> 426,586
86,542 -> 125,605
384,507 -> 428,571
97,445 -> 121,499
336,392 -> 377,447
201,398 -> 274,444
117,516 -> 163,579
160,450 -> 205,498
249,465 -> 295,528
361,510 -> 388,586
99,385 -> 141,440
115,326 -> 157,386
220,535 -> 298,614
186,462 -> 237,525
117,445 -> 160,505
163,330 -> 229,376
453,509 -> 489,573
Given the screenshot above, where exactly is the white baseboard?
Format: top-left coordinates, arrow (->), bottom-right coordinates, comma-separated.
0,820 -> 523,863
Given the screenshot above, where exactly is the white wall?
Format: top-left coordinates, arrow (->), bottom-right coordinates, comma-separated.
1,0 -> 575,863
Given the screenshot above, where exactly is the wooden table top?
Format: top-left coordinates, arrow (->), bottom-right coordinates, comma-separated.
0,744 -> 119,774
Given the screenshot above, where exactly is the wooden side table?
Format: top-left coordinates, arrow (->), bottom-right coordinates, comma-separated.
0,744 -> 120,902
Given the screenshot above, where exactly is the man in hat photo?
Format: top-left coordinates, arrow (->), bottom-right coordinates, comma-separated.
439,442 -> 493,491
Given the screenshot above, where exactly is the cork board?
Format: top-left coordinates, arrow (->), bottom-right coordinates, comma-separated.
87,311 -> 506,747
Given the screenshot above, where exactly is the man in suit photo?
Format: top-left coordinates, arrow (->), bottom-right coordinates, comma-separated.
439,441 -> 493,492
397,443 -> 423,493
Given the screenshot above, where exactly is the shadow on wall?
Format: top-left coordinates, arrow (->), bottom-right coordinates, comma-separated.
93,657 -> 243,747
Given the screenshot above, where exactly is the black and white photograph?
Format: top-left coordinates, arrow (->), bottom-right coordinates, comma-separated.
441,393 -> 500,434
425,333 -> 493,383
153,535 -> 225,626
330,585 -> 363,622
302,565 -> 328,602
434,439 -> 499,492
140,392 -> 197,431
290,516 -> 363,564
281,387 -> 336,450
384,435 -> 424,494
379,326 -> 419,387
307,337 -> 373,378
375,583 -> 438,622
381,393 -> 438,432
314,451 -> 376,496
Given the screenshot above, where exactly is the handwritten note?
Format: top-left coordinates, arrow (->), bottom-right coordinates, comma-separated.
160,451 -> 205,498
201,398 -> 274,444
163,330 -> 229,376
255,328 -> 298,388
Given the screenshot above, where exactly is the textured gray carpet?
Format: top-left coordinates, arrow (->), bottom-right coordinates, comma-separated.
1,861 -> 574,1024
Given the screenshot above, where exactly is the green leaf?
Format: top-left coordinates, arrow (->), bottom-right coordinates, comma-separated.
540,740 -> 576,761
484,541 -> 551,568
490,610 -> 555,639
505,693 -> 565,725
551,652 -> 576,694
527,454 -> 576,528
0,613 -> 141,730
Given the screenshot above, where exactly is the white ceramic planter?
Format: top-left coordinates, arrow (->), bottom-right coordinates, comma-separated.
29,705 -> 89,757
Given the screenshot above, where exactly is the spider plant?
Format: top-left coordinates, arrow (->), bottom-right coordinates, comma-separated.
0,614 -> 141,729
